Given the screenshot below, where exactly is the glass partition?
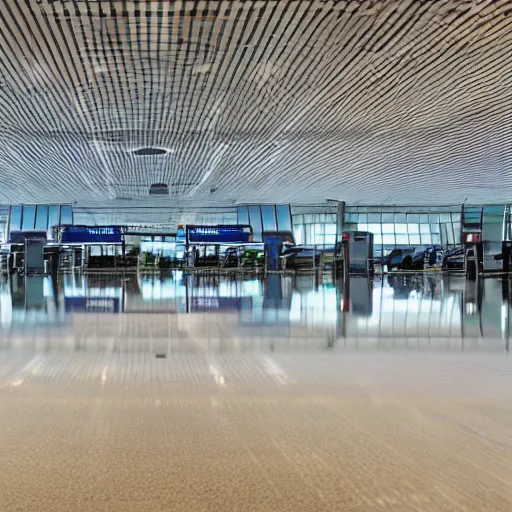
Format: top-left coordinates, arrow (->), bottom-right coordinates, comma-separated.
9,206 -> 22,232
261,205 -> 277,232
60,205 -> 73,225
237,206 -> 249,225
291,212 -> 337,247
248,206 -> 263,242
238,204 -> 293,241
21,206 -> 36,231
276,204 -> 292,232
48,206 -> 60,230
35,206 -> 49,231
8,204 -> 73,240
344,206 -> 462,256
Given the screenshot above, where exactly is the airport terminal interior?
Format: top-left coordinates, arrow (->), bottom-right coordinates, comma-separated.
1,1 -> 512,510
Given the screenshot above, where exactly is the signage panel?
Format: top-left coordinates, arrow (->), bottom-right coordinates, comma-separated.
190,296 -> 250,312
61,226 -> 123,244
65,297 -> 121,313
187,225 -> 251,243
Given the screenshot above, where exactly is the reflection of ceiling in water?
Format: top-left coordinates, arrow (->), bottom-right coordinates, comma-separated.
0,1 -> 511,206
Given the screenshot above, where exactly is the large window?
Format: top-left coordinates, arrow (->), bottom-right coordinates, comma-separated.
8,204 -> 74,240
21,205 -> 36,231
292,213 -> 337,247
248,206 -> 263,241
61,205 -> 73,225
10,206 -> 22,232
35,206 -> 49,231
48,205 -> 60,230
346,207 -> 461,254
237,206 -> 249,225
276,204 -> 292,232
261,205 -> 277,232
238,204 -> 293,242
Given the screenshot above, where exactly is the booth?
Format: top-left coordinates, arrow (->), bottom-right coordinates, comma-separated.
462,232 -> 483,278
25,238 -> 45,276
185,225 -> 259,268
7,230 -> 48,274
339,231 -> 374,277
53,225 -> 126,269
262,231 -> 295,271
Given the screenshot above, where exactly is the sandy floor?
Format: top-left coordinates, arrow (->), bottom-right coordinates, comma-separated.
0,351 -> 511,511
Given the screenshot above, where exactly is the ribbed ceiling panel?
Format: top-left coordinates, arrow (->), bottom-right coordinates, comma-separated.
0,0 -> 511,206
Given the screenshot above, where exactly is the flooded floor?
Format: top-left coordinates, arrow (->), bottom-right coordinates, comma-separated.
0,272 -> 511,510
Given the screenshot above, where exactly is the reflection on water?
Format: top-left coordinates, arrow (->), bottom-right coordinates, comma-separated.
0,272 -> 511,352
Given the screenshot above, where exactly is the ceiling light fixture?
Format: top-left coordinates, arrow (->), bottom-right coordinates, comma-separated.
133,148 -> 168,156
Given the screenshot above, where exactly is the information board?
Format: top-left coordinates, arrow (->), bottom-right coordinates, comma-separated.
65,297 -> 121,313
189,297 -> 250,312
187,225 -> 252,243
61,226 -> 123,244
25,239 -> 45,275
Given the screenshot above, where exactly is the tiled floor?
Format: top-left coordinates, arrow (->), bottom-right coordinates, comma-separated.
1,351 -> 511,511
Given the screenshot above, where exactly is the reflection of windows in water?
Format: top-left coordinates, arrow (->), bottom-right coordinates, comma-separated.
89,245 -> 121,257
194,298 -> 219,308
86,298 -> 115,313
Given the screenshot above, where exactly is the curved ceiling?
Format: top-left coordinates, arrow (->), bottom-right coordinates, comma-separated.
0,0 -> 511,206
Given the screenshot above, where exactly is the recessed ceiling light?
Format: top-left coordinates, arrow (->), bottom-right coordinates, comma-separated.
132,148 -> 168,156
149,184 -> 169,196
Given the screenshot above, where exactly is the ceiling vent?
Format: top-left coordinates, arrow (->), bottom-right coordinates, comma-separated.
133,147 -> 167,156
149,183 -> 169,196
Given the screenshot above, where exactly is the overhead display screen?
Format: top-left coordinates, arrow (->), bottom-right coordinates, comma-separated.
61,226 -> 123,244
187,225 -> 252,243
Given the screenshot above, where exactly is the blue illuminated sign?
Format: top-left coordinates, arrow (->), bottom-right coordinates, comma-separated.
65,297 -> 121,313
86,227 -> 115,236
187,225 -> 251,243
190,297 -> 250,312
61,226 -> 123,244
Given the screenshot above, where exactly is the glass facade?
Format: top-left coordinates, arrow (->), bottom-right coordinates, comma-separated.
237,205 -> 293,242
462,207 -> 483,231
48,205 -> 61,230
72,208 -> 238,230
7,205 -> 74,241
186,211 -> 237,225
236,206 -> 250,226
248,206 -> 263,241
21,205 -> 36,231
4,203 -> 507,252
276,204 -> 292,232
60,205 -> 73,225
292,213 -> 337,247
35,205 -> 49,231
0,206 -> 9,244
345,207 -> 461,254
261,205 -> 277,232
9,205 -> 22,232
